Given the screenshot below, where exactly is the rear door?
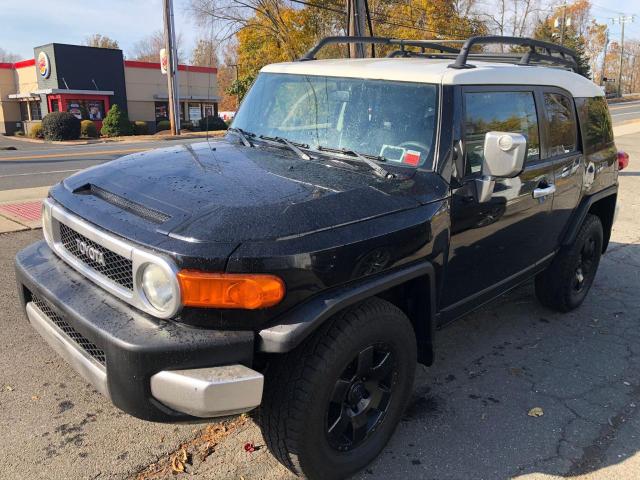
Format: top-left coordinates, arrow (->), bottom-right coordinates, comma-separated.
441,86 -> 558,316
540,89 -> 583,236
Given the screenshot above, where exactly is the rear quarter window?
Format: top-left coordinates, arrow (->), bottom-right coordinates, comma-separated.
576,97 -> 614,154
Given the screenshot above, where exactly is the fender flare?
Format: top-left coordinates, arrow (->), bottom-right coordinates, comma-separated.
258,261 -> 436,353
561,185 -> 617,247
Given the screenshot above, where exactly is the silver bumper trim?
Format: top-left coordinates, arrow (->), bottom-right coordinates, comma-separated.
150,365 -> 264,418
26,302 -> 110,398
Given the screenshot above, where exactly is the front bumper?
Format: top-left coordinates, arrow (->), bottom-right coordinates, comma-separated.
16,241 -> 262,422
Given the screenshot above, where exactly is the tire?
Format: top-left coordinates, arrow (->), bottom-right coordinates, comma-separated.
258,297 -> 417,480
535,213 -> 603,312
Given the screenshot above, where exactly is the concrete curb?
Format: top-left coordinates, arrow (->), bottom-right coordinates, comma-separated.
6,130 -> 226,147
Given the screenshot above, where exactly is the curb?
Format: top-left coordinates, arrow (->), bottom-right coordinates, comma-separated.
5,130 -> 226,147
0,186 -> 48,234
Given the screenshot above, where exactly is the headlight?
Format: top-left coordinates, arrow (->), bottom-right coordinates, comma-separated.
140,263 -> 175,312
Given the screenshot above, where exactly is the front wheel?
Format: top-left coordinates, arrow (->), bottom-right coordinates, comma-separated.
258,298 -> 417,480
535,213 -> 603,312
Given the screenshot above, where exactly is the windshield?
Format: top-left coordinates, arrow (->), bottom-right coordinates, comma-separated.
232,72 -> 438,169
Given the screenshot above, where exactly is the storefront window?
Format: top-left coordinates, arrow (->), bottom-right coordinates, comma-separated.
66,99 -> 105,120
155,102 -> 168,122
19,102 -> 28,121
203,103 -> 215,117
30,101 -> 42,120
188,102 -> 202,122
50,99 -> 60,112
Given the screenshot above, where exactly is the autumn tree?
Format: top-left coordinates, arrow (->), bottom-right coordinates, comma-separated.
533,16 -> 591,77
130,30 -> 184,62
83,34 -> 120,49
191,37 -> 219,67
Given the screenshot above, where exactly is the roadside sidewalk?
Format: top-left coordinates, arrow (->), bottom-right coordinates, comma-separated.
0,186 -> 48,233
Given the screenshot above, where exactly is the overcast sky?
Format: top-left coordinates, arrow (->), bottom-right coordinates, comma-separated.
0,0 -> 638,62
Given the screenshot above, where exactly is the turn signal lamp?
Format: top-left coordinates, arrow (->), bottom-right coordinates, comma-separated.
177,271 -> 285,309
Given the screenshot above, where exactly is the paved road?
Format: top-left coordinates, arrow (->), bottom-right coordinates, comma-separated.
609,100 -> 640,125
0,136 -> 212,191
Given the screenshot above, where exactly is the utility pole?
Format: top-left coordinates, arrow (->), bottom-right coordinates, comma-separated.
611,14 -> 635,97
347,0 -> 368,58
599,28 -> 609,85
163,0 -> 180,135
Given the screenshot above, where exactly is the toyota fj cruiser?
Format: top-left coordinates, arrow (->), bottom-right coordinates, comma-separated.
16,36 -> 627,479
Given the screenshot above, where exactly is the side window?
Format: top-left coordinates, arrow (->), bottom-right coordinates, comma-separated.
577,96 -> 613,154
543,93 -> 577,156
463,91 -> 540,175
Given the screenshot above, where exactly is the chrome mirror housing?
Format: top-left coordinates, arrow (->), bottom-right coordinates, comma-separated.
475,132 -> 527,203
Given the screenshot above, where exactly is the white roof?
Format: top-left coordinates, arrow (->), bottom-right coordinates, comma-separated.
262,58 -> 603,98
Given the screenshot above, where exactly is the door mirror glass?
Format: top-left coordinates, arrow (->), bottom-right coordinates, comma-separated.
482,132 -> 527,178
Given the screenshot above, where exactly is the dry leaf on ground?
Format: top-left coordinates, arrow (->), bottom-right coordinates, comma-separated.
528,407 -> 544,417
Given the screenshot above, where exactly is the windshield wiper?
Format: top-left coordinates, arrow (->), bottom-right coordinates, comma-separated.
316,146 -> 393,179
259,135 -> 312,161
227,127 -> 254,147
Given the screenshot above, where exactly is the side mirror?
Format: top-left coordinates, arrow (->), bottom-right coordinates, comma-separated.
475,132 -> 527,203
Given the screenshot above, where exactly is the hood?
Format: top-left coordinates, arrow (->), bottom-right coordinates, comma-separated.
59,141 -> 432,244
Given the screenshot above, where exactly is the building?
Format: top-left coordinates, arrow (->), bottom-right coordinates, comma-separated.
0,43 -> 219,135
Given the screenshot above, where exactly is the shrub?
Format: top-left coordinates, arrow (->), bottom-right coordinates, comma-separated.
132,121 -> 148,135
181,121 -> 195,131
41,112 -> 81,141
199,115 -> 228,131
29,123 -> 44,139
156,120 -> 171,132
80,120 -> 98,138
100,104 -> 132,137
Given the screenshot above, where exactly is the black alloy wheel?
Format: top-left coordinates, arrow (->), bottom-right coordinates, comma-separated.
326,343 -> 396,451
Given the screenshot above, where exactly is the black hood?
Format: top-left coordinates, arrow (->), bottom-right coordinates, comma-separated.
58,141 -> 437,245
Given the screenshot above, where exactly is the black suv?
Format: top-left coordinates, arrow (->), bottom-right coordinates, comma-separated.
15,37 -> 626,479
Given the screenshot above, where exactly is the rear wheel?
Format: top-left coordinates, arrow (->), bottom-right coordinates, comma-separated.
535,213 -> 603,312
258,298 -> 417,480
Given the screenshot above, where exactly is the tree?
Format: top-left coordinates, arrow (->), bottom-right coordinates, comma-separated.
130,30 -> 184,62
533,16 -> 591,77
0,47 -> 19,63
83,34 -> 120,49
100,104 -> 132,137
191,37 -> 218,67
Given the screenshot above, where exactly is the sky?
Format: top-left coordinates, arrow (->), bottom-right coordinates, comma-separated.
0,0 -> 639,62
0,0 -> 199,61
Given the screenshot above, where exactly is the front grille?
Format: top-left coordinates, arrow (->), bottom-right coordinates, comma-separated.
59,222 -> 134,290
31,294 -> 106,366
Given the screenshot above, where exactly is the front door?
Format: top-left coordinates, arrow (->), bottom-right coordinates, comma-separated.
441,87 -> 559,318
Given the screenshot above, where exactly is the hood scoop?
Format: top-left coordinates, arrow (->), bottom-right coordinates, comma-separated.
74,184 -> 171,224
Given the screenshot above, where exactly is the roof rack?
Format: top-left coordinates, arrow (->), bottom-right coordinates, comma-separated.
299,35 -> 579,72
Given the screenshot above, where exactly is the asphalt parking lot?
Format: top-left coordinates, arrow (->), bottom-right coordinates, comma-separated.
0,131 -> 638,480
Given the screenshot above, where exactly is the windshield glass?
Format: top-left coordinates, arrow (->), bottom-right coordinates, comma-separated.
232,72 -> 438,169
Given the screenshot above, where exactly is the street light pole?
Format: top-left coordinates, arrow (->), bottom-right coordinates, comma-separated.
163,0 -> 180,135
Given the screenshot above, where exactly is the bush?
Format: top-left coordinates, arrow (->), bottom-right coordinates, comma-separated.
199,115 -> 228,131
131,121 -> 148,135
41,112 -> 81,141
80,120 -> 98,138
156,120 -> 171,132
181,121 -> 195,131
100,104 -> 132,137
29,123 -> 44,139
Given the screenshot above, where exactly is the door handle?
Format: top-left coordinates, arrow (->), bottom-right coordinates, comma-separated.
533,184 -> 556,199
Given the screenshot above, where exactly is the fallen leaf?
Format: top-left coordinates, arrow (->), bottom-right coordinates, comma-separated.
509,367 -> 523,377
528,407 -> 544,417
170,448 -> 188,473
244,442 -> 256,453
4,385 -> 14,392
31,395 -> 39,401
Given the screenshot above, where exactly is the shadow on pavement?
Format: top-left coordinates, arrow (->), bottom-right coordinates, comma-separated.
358,241 -> 640,479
